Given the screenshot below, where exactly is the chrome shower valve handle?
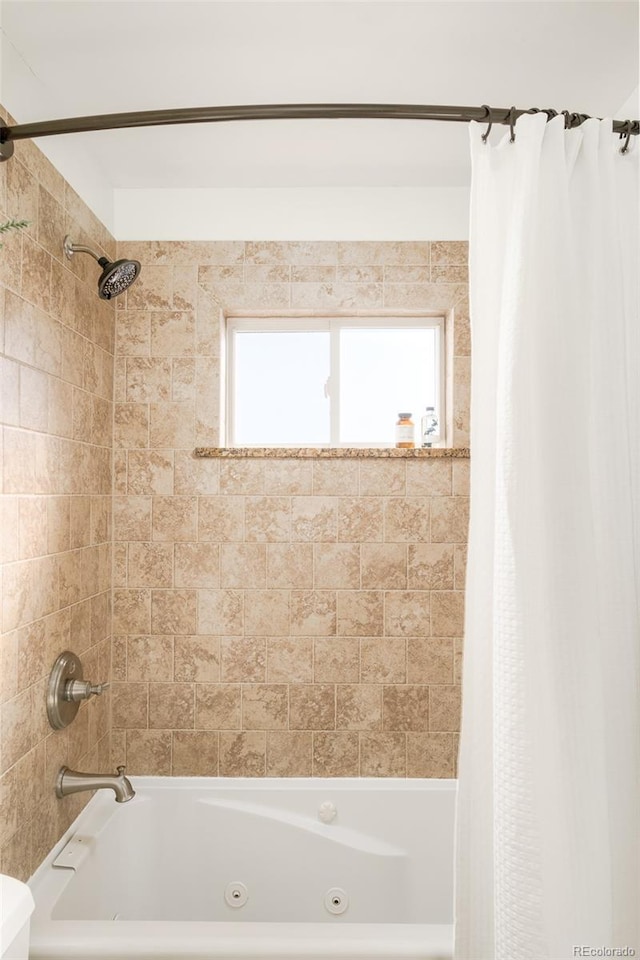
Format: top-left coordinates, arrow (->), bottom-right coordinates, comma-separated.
64,679 -> 110,702
47,651 -> 111,729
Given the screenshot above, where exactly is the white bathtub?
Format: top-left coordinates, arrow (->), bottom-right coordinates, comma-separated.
28,777 -> 455,960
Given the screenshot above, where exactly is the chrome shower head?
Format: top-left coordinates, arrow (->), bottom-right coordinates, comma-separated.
63,236 -> 141,300
97,258 -> 140,300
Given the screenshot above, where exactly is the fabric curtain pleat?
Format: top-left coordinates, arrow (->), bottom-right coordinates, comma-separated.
455,113 -> 639,960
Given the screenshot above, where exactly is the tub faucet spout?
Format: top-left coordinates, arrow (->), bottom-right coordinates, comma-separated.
56,765 -> 135,803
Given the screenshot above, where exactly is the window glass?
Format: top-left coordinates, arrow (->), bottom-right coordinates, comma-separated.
339,327 -> 438,445
233,330 -> 330,445
228,317 -> 443,447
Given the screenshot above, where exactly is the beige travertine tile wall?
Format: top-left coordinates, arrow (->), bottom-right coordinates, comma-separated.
0,119 -> 470,873
0,107 -> 115,880
111,241 -> 470,779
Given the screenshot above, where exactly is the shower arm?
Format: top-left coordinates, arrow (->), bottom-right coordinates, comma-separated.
63,236 -> 105,264
1,102 -> 638,161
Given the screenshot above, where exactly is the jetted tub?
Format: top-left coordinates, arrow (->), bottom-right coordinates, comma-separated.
28,777 -> 455,960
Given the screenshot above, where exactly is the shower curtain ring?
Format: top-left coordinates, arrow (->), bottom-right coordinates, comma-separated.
508,106 -> 517,143
620,120 -> 633,155
562,110 -> 571,129
481,105 -> 493,143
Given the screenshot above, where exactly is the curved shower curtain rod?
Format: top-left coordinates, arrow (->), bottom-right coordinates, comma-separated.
0,102 -> 638,161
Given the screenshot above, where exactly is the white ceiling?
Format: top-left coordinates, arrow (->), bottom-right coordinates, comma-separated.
0,1 -> 637,237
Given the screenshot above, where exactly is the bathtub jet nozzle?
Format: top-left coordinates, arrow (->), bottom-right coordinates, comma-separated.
56,765 -> 136,803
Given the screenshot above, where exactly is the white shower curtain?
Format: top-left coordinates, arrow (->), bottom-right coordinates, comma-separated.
455,113 -> 640,960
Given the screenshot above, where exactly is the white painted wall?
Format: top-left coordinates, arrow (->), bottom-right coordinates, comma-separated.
113,185 -> 470,240
616,86 -> 639,119
0,30 -> 116,232
3,1 -> 634,243
113,82 -> 640,241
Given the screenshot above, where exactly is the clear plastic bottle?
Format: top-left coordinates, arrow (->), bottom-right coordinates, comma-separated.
395,413 -> 415,448
421,407 -> 440,447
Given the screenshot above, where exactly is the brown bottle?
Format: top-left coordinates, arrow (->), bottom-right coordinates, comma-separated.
395,412 -> 415,448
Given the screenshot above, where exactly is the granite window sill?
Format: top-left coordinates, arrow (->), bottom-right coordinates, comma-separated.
194,447 -> 470,459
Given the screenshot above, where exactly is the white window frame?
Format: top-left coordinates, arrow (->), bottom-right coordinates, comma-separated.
226,314 -> 446,448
